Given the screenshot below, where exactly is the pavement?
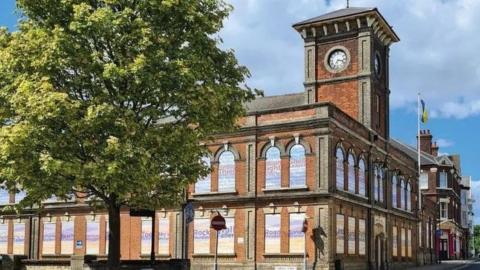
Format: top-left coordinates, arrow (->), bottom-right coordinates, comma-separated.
407,260 -> 480,270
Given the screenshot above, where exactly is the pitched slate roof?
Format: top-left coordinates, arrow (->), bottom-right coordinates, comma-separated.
292,7 -> 375,27
245,92 -> 306,113
390,139 -> 438,165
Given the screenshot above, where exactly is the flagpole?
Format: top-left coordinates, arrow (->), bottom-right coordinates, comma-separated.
417,93 -> 423,255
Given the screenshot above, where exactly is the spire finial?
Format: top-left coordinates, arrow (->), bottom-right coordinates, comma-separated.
346,0 -> 349,8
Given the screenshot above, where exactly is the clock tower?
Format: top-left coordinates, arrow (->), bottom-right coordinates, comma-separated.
293,7 -> 399,139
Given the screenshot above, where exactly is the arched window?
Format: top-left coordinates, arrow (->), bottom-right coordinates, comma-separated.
0,187 -> 9,205
347,153 -> 355,193
358,159 -> 366,196
195,156 -> 211,193
289,144 -> 306,187
374,165 -> 379,201
407,183 -> 411,211
392,175 -> 398,208
218,151 -> 235,192
374,165 -> 384,202
265,147 -> 281,189
400,178 -> 405,209
379,167 -> 384,203
336,148 -> 345,190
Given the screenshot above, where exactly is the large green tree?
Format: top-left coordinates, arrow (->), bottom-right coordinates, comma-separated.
0,0 -> 257,268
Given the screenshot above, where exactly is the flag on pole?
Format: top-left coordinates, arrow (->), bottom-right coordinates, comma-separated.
420,99 -> 428,123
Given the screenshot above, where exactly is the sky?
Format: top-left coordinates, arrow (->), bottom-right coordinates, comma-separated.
1,0 -> 479,222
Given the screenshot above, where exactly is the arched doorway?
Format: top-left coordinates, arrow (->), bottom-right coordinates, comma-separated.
375,232 -> 386,270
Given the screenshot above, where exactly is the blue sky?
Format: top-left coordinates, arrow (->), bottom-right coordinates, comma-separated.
2,0 -> 479,221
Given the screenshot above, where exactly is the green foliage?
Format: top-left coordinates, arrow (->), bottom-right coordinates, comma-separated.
0,0 -> 257,210
474,225 -> 480,254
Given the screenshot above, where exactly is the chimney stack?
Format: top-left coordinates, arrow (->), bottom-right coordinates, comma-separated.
431,141 -> 439,157
417,129 -> 433,155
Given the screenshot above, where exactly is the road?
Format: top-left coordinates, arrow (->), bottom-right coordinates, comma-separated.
408,260 -> 480,270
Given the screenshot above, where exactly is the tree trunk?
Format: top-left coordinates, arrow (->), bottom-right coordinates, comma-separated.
107,202 -> 121,270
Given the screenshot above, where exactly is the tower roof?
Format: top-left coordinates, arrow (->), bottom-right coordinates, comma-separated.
293,7 -> 399,45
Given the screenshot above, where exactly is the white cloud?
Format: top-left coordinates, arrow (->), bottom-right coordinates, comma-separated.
436,138 -> 454,148
221,0 -> 480,119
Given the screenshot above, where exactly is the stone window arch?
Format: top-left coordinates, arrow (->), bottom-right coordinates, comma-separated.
347,150 -> 356,193
400,177 -> 405,209
217,149 -> 236,192
335,146 -> 345,191
358,157 -> 367,197
406,182 -> 411,211
265,146 -> 281,189
195,155 -> 212,193
289,144 -> 306,187
392,174 -> 398,208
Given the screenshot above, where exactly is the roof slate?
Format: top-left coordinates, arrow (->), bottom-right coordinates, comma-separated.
293,7 -> 375,27
245,92 -> 306,113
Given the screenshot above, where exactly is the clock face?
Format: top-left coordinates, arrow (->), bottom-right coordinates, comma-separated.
374,53 -> 381,76
328,50 -> 347,71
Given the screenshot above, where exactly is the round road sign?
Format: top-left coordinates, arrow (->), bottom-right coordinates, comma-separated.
211,214 -> 226,231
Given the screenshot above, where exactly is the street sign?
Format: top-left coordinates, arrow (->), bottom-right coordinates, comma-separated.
130,209 -> 155,217
184,202 -> 194,224
211,214 -> 226,231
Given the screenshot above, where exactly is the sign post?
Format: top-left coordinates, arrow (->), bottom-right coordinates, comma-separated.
302,218 -> 308,270
211,213 -> 226,270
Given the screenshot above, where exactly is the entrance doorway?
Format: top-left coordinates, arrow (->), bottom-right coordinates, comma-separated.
375,234 -> 385,270
440,239 -> 448,260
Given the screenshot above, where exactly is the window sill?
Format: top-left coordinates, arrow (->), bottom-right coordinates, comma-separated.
264,253 -> 306,258
192,253 -> 214,258
262,186 -> 308,192
192,191 -> 238,197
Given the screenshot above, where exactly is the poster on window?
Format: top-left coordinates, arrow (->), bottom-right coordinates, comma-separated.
359,219 -> 366,255
336,214 -> 344,254
348,217 -> 356,254
407,229 -> 412,257
218,217 -> 234,254
218,152 -> 235,192
158,217 -> 170,255
194,218 -> 210,254
265,214 -> 280,253
86,221 -> 100,254
0,224 -> 7,254
0,189 -> 9,205
358,161 -> 366,196
290,145 -> 306,187
105,220 -> 109,254
141,219 -> 152,255
401,228 -> 406,257
265,147 -> 281,189
61,221 -> 74,254
289,213 -> 305,253
13,223 -> 25,255
348,156 -> 355,192
43,223 -> 56,254
392,226 -> 397,256
336,150 -> 344,189
195,157 -> 211,193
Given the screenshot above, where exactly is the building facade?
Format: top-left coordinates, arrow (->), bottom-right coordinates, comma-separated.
0,6 -> 471,270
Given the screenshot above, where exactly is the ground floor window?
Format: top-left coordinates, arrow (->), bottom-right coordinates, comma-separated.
348,217 -> 356,254
265,214 -> 281,254
401,228 -> 406,257
336,214 -> 345,254
392,226 -> 398,257
358,219 -> 366,255
289,213 -> 305,254
218,217 -> 235,254
407,229 -> 412,257
141,218 -> 153,255
158,216 -> 170,255
86,220 -> 100,255
193,218 -> 210,254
